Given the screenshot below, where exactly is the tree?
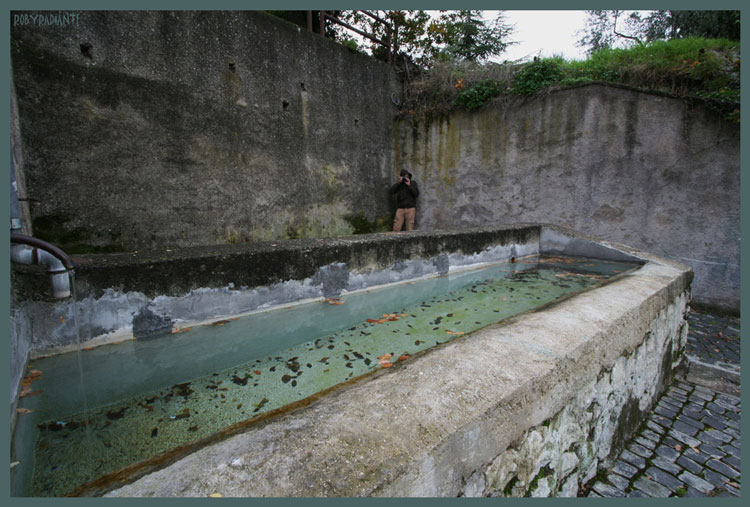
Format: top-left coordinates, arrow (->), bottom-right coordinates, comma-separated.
577,10 -> 740,54
424,11 -> 516,63
335,10 -> 515,67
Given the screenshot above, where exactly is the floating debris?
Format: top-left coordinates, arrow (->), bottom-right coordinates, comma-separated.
231,374 -> 249,386
106,407 -> 127,420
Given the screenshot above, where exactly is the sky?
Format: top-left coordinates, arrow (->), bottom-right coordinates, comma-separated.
491,10 -> 591,62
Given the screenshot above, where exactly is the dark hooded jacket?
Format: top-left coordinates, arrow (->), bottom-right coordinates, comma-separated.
389,171 -> 419,209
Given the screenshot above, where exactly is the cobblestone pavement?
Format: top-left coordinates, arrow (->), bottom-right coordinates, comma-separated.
584,310 -> 741,498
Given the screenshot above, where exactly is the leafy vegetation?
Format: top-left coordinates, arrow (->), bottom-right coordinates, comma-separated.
343,211 -> 393,234
334,10 -> 516,66
578,10 -> 740,54
453,79 -> 503,111
400,37 -> 740,123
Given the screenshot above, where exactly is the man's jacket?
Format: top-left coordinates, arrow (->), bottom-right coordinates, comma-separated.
389,174 -> 419,208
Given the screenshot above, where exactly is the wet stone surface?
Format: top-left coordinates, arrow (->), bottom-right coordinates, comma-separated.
584,310 -> 741,498
685,311 -> 741,368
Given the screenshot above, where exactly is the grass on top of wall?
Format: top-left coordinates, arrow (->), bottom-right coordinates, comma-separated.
401,38 -> 740,123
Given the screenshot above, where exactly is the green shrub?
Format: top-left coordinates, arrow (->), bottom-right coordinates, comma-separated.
343,211 -> 393,234
510,58 -> 564,94
453,79 -> 503,111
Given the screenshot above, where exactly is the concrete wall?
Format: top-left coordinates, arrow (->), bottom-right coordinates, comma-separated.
11,13 -> 737,313
10,11 -> 400,250
11,226 -> 541,359
394,85 -> 739,313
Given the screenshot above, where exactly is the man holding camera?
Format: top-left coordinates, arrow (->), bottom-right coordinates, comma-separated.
390,169 -> 419,232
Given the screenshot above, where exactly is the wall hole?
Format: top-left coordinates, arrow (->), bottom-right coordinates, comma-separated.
80,42 -> 93,58
228,62 -> 236,73
282,100 -> 290,110
300,82 -> 306,91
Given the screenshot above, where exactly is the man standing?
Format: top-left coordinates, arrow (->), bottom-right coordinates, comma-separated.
390,169 -> 419,232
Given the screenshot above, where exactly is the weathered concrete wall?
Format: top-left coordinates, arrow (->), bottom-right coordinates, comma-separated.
11,226 -> 540,359
11,11 -> 400,251
394,85 -> 739,313
98,230 -> 691,497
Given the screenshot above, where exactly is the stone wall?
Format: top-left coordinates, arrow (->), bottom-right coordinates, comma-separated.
11,11 -> 401,250
11,13 -> 737,313
394,85 -> 739,313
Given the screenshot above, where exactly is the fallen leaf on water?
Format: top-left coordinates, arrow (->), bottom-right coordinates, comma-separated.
253,370 -> 262,375
379,361 -> 393,368
398,355 -> 410,361
377,353 -> 393,360
208,493 -> 223,498
401,314 -> 408,317
16,408 -> 33,414
446,330 -> 465,335
20,389 -> 41,398
212,320 -> 230,326
366,319 -> 378,323
326,298 -> 344,305
10,462 -> 20,469
83,346 -> 96,351
172,327 -> 192,334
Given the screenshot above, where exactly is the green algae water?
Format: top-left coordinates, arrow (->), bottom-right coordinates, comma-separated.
16,255 -> 639,496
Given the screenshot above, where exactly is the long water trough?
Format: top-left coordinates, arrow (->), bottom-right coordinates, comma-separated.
10,224 -> 693,497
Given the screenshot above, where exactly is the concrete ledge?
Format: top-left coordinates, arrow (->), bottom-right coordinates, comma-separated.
100,237 -> 692,497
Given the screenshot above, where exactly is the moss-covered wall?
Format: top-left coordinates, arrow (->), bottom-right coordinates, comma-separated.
394,85 -> 739,313
11,11 -> 401,252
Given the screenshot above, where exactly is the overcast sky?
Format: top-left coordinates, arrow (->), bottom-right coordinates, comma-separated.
486,10 -> 590,63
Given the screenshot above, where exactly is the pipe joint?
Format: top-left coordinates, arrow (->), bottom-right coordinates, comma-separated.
10,234 -> 74,299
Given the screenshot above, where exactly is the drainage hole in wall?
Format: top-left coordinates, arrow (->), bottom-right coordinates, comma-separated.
282,100 -> 290,110
80,42 -> 93,58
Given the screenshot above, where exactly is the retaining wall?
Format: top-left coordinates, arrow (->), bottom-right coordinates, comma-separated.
10,10 -> 401,249
394,85 -> 738,313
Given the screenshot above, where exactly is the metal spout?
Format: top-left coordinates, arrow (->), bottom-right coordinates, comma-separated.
10,233 -> 75,298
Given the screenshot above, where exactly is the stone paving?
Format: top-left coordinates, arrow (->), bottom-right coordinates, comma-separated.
584,309 -> 741,498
